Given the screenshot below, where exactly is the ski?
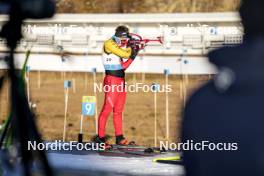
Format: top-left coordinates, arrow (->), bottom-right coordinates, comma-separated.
110,144 -> 166,153
153,156 -> 183,165
98,149 -> 163,158
155,160 -> 183,165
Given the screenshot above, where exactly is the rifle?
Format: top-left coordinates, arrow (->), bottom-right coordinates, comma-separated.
127,33 -> 163,50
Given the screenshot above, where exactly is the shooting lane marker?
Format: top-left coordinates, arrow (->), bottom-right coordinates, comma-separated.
151,83 -> 160,147
25,66 -> 31,105
164,69 -> 170,141
56,45 -> 65,80
63,80 -> 71,142
61,55 -> 67,81
180,48 -> 188,106
183,59 -> 189,106
92,68 -> 98,134
178,58 -> 183,100
78,96 -> 96,143
184,60 -> 189,85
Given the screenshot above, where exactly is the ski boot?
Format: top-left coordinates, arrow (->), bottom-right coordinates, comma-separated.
92,135 -> 111,150
116,135 -> 136,146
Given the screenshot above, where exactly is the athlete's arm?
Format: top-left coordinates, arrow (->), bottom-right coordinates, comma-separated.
104,39 -> 132,59
121,59 -> 133,70
121,47 -> 139,70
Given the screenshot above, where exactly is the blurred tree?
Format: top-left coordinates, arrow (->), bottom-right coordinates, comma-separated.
56,0 -> 240,13
56,0 -> 122,13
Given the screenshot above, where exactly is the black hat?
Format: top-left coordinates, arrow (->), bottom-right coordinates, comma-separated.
115,25 -> 129,38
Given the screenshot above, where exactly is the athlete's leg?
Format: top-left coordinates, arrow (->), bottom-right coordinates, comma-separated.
113,81 -> 126,137
98,76 -> 118,138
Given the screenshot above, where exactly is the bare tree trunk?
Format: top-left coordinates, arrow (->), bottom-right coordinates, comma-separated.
190,0 -> 197,12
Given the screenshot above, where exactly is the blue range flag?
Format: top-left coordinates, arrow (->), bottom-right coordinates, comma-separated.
92,68 -> 97,73
164,69 -> 170,75
151,83 -> 160,92
64,80 -> 71,88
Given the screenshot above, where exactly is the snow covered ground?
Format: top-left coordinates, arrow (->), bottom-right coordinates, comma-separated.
48,151 -> 184,176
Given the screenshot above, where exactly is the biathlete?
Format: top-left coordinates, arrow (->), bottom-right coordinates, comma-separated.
94,26 -> 139,146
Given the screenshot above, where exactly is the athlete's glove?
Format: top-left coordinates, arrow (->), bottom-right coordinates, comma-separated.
130,46 -> 139,60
